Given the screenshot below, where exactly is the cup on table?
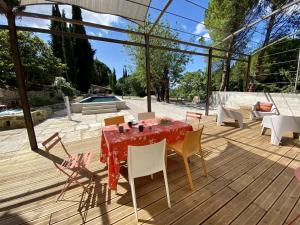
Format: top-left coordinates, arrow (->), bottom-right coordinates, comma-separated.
118,125 -> 124,133
138,125 -> 144,132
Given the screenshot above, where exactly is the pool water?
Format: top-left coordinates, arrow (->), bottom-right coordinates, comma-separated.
0,109 -> 23,116
80,96 -> 119,103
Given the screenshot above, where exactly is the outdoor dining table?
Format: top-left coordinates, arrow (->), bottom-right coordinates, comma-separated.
100,118 -> 193,190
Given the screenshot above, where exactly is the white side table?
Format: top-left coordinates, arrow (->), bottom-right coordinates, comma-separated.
261,115 -> 300,145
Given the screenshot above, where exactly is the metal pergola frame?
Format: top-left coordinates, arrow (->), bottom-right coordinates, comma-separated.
2,0 -> 295,151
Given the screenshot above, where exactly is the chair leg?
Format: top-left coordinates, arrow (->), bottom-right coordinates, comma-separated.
57,177 -> 73,202
198,150 -> 208,177
162,168 -> 171,208
183,157 -> 194,190
129,178 -> 138,221
165,147 -> 169,168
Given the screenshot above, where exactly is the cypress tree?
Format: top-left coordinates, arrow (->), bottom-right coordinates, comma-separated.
72,6 -> 96,92
50,4 -> 64,63
123,65 -> 128,78
61,10 -> 76,84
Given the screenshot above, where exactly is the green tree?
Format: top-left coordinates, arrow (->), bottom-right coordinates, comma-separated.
110,68 -> 117,91
61,10 -> 76,84
173,70 -> 206,101
94,59 -> 111,86
205,0 -> 259,91
0,31 -> 66,88
50,4 -> 65,63
126,20 -> 190,103
123,65 -> 128,78
72,6 -> 96,92
251,0 -> 300,91
251,38 -> 300,92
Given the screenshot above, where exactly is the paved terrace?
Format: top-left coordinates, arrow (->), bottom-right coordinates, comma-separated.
0,114 -> 299,225
0,98 -> 212,154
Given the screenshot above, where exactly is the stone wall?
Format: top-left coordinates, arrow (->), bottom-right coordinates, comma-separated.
0,107 -> 53,129
0,88 -> 59,107
211,91 -> 300,116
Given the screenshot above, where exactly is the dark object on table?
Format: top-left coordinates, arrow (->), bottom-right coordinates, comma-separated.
138,125 -> 144,132
118,125 -> 124,133
128,121 -> 133,128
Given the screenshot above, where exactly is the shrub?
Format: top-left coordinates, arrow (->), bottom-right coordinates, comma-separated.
53,77 -> 74,97
29,96 -> 61,107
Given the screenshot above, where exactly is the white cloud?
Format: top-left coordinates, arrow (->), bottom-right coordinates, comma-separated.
193,22 -> 211,41
203,32 -> 211,39
15,5 -> 120,35
194,23 -> 207,35
58,5 -> 119,28
181,24 -> 187,30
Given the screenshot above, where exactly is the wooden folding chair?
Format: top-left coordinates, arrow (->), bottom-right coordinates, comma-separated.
186,111 -> 202,129
42,132 -> 93,202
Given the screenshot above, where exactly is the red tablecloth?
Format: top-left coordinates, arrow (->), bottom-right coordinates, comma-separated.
100,118 -> 193,190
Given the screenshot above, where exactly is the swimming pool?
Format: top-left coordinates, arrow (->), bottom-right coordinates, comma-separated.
80,96 -> 119,103
0,109 -> 23,116
71,96 -> 127,113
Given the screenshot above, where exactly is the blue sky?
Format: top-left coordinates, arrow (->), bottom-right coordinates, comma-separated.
0,1 -> 298,79
0,0 -> 214,79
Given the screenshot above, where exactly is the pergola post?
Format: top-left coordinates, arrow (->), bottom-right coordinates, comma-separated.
145,34 -> 151,112
205,48 -> 212,116
294,49 -> 300,93
6,10 -> 38,151
245,55 -> 251,92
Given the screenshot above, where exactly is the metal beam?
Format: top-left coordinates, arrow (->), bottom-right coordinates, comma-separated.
213,0 -> 300,47
15,11 -> 250,56
294,49 -> 300,93
205,48 -> 212,116
145,34 -> 151,112
0,25 -> 145,47
0,24 -> 248,62
245,55 -> 251,91
251,30 -> 300,55
16,11 -> 146,36
6,11 -> 38,151
148,0 -> 173,34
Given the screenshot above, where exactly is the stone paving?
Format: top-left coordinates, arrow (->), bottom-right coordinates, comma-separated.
0,98 -> 215,154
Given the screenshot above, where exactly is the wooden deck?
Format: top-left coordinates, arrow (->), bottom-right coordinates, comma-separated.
0,116 -> 299,225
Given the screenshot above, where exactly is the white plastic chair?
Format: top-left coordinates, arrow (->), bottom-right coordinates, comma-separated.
137,112 -> 155,120
128,139 -> 171,220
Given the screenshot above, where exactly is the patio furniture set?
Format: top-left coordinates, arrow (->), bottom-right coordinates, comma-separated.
43,111 -> 207,220
217,101 -> 300,146
41,102 -> 299,221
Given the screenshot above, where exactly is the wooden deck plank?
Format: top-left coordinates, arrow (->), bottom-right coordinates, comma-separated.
202,146 -> 298,225
257,177 -> 300,225
0,116 -> 299,225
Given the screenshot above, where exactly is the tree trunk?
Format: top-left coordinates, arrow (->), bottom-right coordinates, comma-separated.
219,38 -> 234,91
163,66 -> 170,103
165,77 -> 170,103
160,84 -> 165,102
250,4 -> 277,91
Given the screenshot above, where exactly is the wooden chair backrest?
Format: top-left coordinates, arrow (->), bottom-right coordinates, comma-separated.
182,126 -> 204,155
42,132 -> 62,152
138,112 -> 156,120
42,132 -> 70,157
104,115 -> 125,126
186,111 -> 202,119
